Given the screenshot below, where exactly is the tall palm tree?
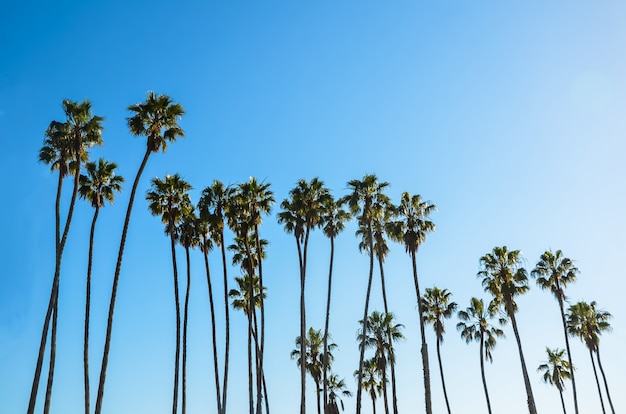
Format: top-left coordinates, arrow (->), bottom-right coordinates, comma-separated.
531,249 -> 580,414
78,159 -> 123,414
341,174 -> 389,414
386,192 -> 436,414
355,358 -> 384,414
146,174 -> 193,414
291,328 -> 338,414
457,297 -> 506,414
422,287 -> 457,414
278,178 -> 330,414
95,92 -> 184,414
31,100 -> 104,414
357,311 -> 404,414
320,196 -> 350,413
325,374 -> 352,414
537,348 -> 572,414
199,180 -> 234,414
478,246 -> 537,414
567,301 -> 614,414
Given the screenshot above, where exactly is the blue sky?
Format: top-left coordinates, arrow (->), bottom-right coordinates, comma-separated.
2,1 -> 625,413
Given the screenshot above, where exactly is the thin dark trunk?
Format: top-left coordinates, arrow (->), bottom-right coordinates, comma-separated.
559,388 -> 567,414
589,349 -> 606,414
322,236 -> 335,414
95,147 -> 151,414
247,308 -> 254,414
356,223 -> 374,414
84,206 -> 99,414
220,231 -> 230,414
244,235 -> 255,414
371,393 -> 377,414
316,379 -> 321,414
378,255 -> 398,414
171,233 -> 182,414
203,237 -> 222,414
557,291 -> 578,414
251,325 -> 270,414
479,334 -> 493,414
381,361 -> 389,414
182,245 -> 191,414
43,306 -> 57,414
595,348 -> 615,414
436,339 -> 451,414
411,250 -> 432,414
295,233 -> 305,414
255,225 -> 265,414
506,299 -> 537,414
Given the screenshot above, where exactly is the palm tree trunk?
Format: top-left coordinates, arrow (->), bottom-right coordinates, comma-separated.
43,306 -> 57,414
589,349 -> 606,414
436,339 -> 452,414
182,245 -> 192,414
506,299 -> 537,414
243,235 -> 255,414
479,335 -> 493,414
377,256 -> 398,414
255,225 -> 266,414
371,392 -> 377,414
171,233 -> 182,414
202,238 -> 222,414
381,363 -> 390,414
322,236 -> 335,414
84,206 -> 99,414
95,147 -> 151,414
558,296 -> 579,414
315,379 -> 321,414
595,348 -> 615,414
247,306 -> 254,414
294,234 -> 306,414
27,165 -> 64,414
356,223 -> 375,414
220,232 -> 230,414
411,250 -> 432,414
251,326 -> 270,414
559,388 -> 567,414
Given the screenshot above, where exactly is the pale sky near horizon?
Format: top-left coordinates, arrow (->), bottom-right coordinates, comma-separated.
2,1 -> 625,413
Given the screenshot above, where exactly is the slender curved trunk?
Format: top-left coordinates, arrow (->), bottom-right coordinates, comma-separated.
322,236 -> 335,414
247,305 -> 254,414
595,348 -> 615,414
202,237 -> 222,414
557,293 -> 578,414
436,339 -> 451,414
27,167 -> 64,414
378,256 -> 398,414
251,325 -> 270,414
356,223 -> 375,414
43,306 -> 58,414
559,388 -> 567,414
315,379 -> 321,414
411,250 -> 432,414
182,245 -> 191,414
294,233 -> 305,414
255,225 -> 266,414
479,334 -> 493,414
243,235 -> 255,414
371,393 -> 377,414
84,206 -> 100,414
505,299 -> 536,414
95,148 -> 151,414
170,233 -> 182,414
589,349 -> 606,413
381,361 -> 389,414
220,231 -> 230,414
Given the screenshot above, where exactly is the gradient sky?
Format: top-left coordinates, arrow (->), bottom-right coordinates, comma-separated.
2,1 -> 625,413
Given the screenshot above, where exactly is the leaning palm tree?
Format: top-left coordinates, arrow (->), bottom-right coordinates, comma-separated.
386,192 -> 436,414
567,301 -> 614,414
95,92 -> 184,414
341,174 -> 389,414
78,159 -> 123,414
291,328 -> 338,414
320,196 -> 351,413
278,177 -> 330,414
30,100 -> 104,414
422,287 -> 457,414
355,358 -> 384,414
457,297 -> 506,414
478,246 -> 537,414
537,348 -> 572,414
146,174 -> 193,414
325,374 -> 352,414
357,311 -> 404,414
531,249 -> 580,414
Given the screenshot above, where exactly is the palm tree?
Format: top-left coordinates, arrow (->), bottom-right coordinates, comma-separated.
355,358 -> 384,414
278,178 -> 330,414
478,246 -> 537,414
386,192 -> 436,414
531,249 -> 580,414
291,328 -> 338,414
95,92 -> 184,414
422,287 -> 457,414
320,196 -> 350,413
78,159 -> 123,414
457,297 -> 506,414
537,348 -> 572,414
199,180 -> 234,414
31,100 -> 104,414
357,311 -> 404,414
146,174 -> 193,414
341,174 -> 389,414
567,301 -> 614,414
325,374 -> 352,414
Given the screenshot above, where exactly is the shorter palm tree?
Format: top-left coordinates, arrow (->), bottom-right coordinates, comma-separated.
325,374 -> 351,414
537,348 -> 572,414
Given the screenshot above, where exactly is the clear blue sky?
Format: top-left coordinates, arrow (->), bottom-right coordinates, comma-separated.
2,1 -> 625,413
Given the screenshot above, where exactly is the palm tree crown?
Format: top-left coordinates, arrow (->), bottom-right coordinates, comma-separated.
79,159 -> 124,209
538,348 -> 572,392
146,174 -> 193,236
127,91 -> 185,153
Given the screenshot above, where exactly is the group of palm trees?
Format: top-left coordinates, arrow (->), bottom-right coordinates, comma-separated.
31,93 -> 616,414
